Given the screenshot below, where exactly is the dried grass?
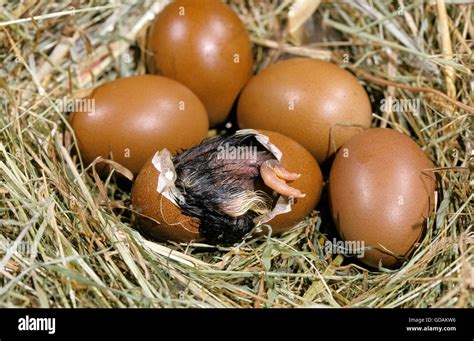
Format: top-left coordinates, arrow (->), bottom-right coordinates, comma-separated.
0,0 -> 472,308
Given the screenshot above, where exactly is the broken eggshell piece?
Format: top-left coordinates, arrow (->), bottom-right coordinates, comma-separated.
151,149 -> 184,207
131,153 -> 201,242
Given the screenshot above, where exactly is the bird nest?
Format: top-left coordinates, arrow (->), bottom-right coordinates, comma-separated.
0,0 -> 472,307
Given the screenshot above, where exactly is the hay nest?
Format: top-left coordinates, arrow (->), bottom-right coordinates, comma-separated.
0,1 -> 472,308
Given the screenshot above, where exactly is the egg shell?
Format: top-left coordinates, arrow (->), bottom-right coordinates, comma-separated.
132,156 -> 201,242
329,128 -> 436,268
147,0 -> 253,127
70,75 -> 209,175
258,130 -> 323,235
237,58 -> 372,163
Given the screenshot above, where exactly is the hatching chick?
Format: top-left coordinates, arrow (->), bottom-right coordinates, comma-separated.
172,131 -> 304,243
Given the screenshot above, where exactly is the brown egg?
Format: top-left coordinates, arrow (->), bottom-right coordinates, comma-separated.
258,130 -> 323,235
147,0 -> 253,127
237,58 -> 372,163
329,128 -> 436,268
70,75 -> 208,175
132,156 -> 201,242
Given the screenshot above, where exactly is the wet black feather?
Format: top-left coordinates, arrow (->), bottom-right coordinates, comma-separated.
172,132 -> 273,244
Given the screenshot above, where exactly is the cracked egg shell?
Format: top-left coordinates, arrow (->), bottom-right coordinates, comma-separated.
329,128 -> 436,268
70,75 -> 209,175
147,0 -> 253,127
238,58 -> 372,164
258,130 -> 323,235
132,156 -> 201,242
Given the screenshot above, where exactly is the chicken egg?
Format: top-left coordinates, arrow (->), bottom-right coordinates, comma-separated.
329,128 -> 436,268
70,75 -> 209,175
238,58 -> 372,163
147,0 -> 253,127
